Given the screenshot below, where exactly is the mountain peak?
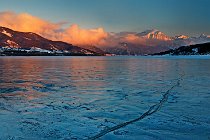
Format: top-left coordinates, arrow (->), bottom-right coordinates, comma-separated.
175,35 -> 189,39
138,29 -> 160,36
137,29 -> 171,41
199,34 -> 210,38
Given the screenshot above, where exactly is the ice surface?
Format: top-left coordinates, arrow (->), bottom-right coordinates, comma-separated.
0,56 -> 210,139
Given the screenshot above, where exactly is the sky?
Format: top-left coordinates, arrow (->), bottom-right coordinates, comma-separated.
0,0 -> 210,37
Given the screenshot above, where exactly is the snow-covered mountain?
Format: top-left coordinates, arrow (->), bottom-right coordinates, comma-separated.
0,26 -> 103,56
199,34 -> 210,39
175,35 -> 189,39
100,29 -> 210,55
137,29 -> 172,41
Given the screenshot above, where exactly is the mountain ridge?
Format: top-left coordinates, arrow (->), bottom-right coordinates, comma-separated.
99,29 -> 210,55
0,26 -> 104,56
152,42 -> 210,55
1,26 -> 210,55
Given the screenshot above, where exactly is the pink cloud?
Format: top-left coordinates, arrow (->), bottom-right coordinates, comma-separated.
0,11 -> 108,46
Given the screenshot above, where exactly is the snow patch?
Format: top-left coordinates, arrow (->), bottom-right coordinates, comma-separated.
29,47 -> 52,53
192,48 -> 198,53
175,35 -> 189,39
23,37 -> 32,40
81,49 -> 94,55
50,44 -> 59,51
2,30 -> 12,37
6,40 -> 19,48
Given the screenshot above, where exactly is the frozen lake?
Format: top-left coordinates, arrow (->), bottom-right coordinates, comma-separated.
0,56 -> 210,140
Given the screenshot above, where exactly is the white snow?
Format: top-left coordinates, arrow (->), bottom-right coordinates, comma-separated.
23,37 -> 32,40
6,40 -> 19,48
29,47 -> 52,53
192,48 -> 198,53
81,49 -> 93,55
137,29 -> 172,40
1,30 -> 12,37
175,35 -> 189,39
50,44 -> 59,51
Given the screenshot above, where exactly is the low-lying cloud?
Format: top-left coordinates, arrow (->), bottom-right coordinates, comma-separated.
61,24 -> 108,46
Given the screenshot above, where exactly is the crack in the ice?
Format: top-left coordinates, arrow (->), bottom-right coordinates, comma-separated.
88,72 -> 184,140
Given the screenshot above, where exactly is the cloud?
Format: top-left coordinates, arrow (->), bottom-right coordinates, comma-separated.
61,24 -> 108,46
0,11 -> 60,38
124,34 -> 146,44
101,33 -> 147,48
0,11 -> 108,46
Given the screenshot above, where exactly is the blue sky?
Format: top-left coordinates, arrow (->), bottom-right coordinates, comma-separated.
0,0 -> 210,36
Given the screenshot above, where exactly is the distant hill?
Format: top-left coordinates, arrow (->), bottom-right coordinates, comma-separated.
152,42 -> 210,55
0,26 -> 104,56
